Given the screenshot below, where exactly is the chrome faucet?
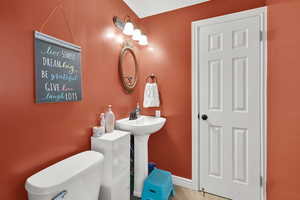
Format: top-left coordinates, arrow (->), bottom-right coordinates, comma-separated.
129,111 -> 138,120
129,103 -> 141,120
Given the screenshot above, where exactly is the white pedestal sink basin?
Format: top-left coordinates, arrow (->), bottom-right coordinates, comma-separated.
116,115 -> 166,197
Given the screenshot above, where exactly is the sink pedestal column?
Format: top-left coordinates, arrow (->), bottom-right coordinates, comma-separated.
134,135 -> 150,197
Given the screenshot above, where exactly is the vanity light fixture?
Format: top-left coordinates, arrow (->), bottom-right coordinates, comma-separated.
123,21 -> 134,35
122,15 -> 134,35
139,34 -> 148,46
113,16 -> 148,46
132,29 -> 142,41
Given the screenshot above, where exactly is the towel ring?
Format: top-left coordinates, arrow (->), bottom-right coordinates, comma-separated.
146,73 -> 157,83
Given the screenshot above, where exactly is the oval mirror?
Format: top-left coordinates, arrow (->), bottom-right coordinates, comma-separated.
119,45 -> 138,93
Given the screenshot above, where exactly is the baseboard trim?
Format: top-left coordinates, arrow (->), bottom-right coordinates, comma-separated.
172,175 -> 193,189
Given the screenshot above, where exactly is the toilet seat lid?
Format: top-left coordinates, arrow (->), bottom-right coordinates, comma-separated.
25,151 -> 103,195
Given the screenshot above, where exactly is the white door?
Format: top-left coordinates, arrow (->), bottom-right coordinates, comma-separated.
196,11 -> 263,200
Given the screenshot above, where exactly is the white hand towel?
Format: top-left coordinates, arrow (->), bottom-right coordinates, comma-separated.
143,83 -> 160,108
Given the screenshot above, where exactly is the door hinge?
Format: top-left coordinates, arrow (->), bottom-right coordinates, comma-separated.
260,176 -> 263,187
260,30 -> 263,42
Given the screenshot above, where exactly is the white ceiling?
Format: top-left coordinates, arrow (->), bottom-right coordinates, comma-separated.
123,0 -> 210,18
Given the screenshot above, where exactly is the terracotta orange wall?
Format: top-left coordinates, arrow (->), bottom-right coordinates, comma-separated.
0,0 -> 140,199
266,0 -> 300,199
142,0 -> 300,199
139,0 -> 266,179
2,0 -> 299,199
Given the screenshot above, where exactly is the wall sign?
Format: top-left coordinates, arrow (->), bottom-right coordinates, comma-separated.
34,31 -> 82,103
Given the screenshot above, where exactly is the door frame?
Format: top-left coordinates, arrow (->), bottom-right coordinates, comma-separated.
191,7 -> 268,200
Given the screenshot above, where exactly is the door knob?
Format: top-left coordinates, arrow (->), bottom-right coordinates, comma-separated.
201,114 -> 208,121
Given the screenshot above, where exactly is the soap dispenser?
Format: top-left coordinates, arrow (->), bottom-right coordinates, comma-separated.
105,105 -> 115,133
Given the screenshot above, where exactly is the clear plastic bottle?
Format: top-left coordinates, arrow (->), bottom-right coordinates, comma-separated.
136,102 -> 141,118
105,105 -> 115,133
99,113 -> 106,134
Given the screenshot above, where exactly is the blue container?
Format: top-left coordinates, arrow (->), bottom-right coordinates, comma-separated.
142,168 -> 175,200
148,162 -> 157,174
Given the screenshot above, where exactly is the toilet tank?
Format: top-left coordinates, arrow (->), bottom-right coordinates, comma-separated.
25,151 -> 104,200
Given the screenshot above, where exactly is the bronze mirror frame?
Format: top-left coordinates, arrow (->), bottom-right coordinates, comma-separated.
118,43 -> 138,93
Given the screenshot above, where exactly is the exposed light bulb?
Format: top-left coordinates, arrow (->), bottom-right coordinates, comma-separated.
132,29 -> 142,41
139,35 -> 148,46
123,22 -> 134,35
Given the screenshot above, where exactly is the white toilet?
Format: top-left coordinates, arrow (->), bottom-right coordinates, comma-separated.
25,151 -> 104,200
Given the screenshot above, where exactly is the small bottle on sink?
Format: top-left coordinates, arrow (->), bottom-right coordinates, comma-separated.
99,113 -> 106,134
105,105 -> 115,133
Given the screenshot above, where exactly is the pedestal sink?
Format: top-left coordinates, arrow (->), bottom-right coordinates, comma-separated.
116,115 -> 166,197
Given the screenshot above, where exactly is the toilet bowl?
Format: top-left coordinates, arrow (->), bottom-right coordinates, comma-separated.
25,151 -> 104,200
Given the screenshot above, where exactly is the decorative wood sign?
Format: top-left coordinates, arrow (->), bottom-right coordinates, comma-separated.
34,31 -> 82,103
